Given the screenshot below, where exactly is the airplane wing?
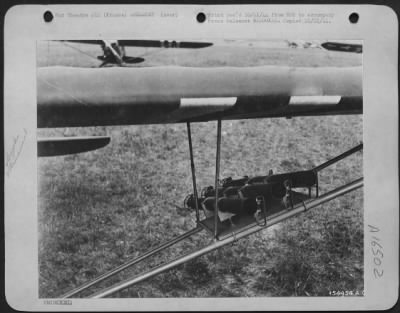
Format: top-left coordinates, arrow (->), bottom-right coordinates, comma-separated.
61,40 -> 213,49
60,40 -> 104,45
119,40 -> 213,48
321,41 -> 362,53
37,65 -> 362,128
38,136 -> 110,157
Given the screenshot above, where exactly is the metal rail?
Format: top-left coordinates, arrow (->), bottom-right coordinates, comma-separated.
89,177 -> 363,298
312,142 -> 362,197
61,226 -> 203,298
313,142 -> 363,172
187,122 -> 201,223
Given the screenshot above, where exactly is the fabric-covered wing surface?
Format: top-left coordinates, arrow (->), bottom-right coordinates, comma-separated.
37,65 -> 362,128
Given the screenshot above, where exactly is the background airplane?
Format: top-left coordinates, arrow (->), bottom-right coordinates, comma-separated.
59,39 -> 213,67
321,41 -> 363,54
39,39 -> 362,68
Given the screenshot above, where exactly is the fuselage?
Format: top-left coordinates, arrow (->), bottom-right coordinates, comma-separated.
100,40 -> 125,65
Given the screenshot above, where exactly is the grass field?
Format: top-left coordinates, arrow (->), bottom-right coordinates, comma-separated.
37,40 -> 363,298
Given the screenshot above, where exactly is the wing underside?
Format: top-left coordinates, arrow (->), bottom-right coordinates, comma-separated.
38,136 -> 111,157
37,65 -> 362,128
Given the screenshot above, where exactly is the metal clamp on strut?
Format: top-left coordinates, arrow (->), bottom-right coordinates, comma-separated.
254,195 -> 267,226
283,179 -> 294,210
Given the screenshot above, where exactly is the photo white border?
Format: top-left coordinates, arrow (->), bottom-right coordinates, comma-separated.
4,4 -> 398,311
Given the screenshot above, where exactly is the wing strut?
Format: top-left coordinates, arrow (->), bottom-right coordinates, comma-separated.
214,119 -> 222,239
187,118 -> 222,238
186,122 -> 201,224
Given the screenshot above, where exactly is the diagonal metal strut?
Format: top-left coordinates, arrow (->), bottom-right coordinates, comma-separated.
61,226 -> 203,298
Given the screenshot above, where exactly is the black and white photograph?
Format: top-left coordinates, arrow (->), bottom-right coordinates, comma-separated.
4,4 -> 398,311
37,38 -> 363,298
